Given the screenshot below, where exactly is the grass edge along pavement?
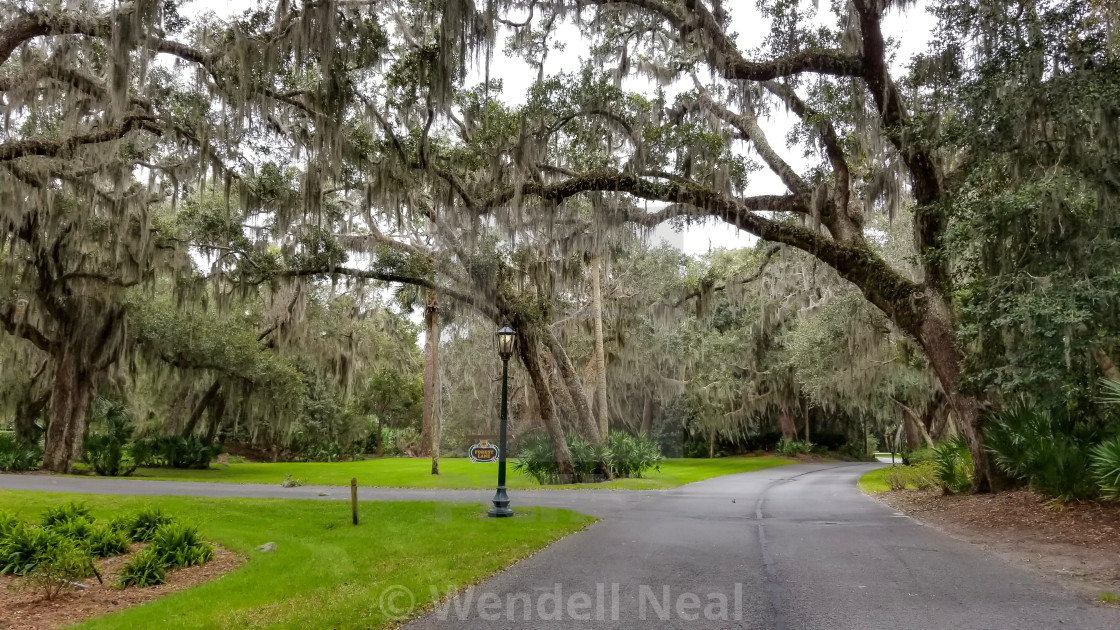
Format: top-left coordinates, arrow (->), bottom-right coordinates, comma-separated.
0,491 -> 594,630
65,455 -> 797,490
857,465 -> 894,493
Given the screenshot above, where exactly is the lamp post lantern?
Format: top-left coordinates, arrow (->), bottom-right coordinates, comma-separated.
489,324 -> 517,517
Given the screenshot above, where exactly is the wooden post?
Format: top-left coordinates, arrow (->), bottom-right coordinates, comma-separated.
351,478 -> 359,525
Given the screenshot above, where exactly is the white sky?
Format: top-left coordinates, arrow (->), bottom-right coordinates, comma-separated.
185,0 -> 934,257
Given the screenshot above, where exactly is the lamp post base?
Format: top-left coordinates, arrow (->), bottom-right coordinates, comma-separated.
488,486 -> 513,518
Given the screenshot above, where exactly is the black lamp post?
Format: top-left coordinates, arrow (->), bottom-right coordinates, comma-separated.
489,324 -> 517,518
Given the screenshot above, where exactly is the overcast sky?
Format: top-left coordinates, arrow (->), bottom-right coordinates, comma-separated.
185,0 -> 934,256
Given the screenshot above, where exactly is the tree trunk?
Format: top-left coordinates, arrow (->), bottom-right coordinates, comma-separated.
431,428 -> 440,475
915,306 -> 999,492
549,364 -> 579,434
548,330 -> 601,443
923,391 -> 944,441
517,328 -> 574,479
1092,346 -> 1120,381
420,292 -> 442,467
779,408 -> 797,441
802,398 -> 811,444
43,353 -> 95,473
893,397 -> 934,450
709,428 -> 716,458
376,418 -> 383,458
590,254 -> 609,440
182,380 -> 221,438
203,392 -> 227,445
640,397 -> 653,437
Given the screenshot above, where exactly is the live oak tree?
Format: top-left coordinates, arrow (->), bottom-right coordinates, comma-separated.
0,0 -> 390,470
388,0 -> 1114,490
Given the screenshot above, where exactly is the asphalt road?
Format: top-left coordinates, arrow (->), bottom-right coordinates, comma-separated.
3,464 -> 1117,629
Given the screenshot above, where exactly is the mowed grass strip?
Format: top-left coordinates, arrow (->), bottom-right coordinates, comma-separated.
0,491 -> 593,629
857,466 -> 893,493
108,456 -> 796,490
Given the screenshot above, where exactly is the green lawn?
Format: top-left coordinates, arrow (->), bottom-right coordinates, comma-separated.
0,491 -> 592,629
86,455 -> 795,490
858,466 -> 894,493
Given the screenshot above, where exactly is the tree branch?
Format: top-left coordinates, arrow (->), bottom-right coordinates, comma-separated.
0,301 -> 54,352
762,80 -> 853,223
479,168 -> 927,333
853,0 -> 945,290
0,114 -> 160,162
277,267 -> 500,319
674,245 -> 781,307
594,0 -> 865,81
692,89 -> 807,193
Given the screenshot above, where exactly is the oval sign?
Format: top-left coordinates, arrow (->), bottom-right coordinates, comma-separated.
469,440 -> 499,463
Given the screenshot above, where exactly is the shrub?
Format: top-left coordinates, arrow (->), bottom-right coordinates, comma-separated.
302,441 -> 344,462
150,523 -> 213,568
886,467 -> 909,491
902,447 -> 936,466
512,435 -> 555,485
1027,438 -> 1098,500
116,547 -> 167,588
933,437 -> 973,494
28,538 -> 95,600
513,434 -> 613,485
911,462 -> 939,490
41,502 -> 94,528
885,463 -> 938,491
132,436 -> 221,469
0,433 -> 42,471
0,525 -> 64,575
566,436 -> 609,483
106,514 -> 133,535
46,517 -> 95,542
87,525 -> 130,557
985,404 -> 1099,500
85,432 -> 139,476
776,439 -> 813,457
0,511 -> 23,542
607,432 -> 662,478
127,508 -> 175,542
1091,435 -> 1120,500
84,398 -> 139,476
377,426 -> 422,457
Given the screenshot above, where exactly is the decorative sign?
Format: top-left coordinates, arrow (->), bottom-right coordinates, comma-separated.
469,440 -> 499,463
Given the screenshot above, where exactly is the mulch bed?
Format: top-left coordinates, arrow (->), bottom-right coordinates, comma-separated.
0,546 -> 243,630
876,488 -> 1120,594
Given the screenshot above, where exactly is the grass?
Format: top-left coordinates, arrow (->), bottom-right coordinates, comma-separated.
78,456 -> 796,490
858,464 -> 936,493
858,466 -> 894,493
1101,592 -> 1120,606
0,491 -> 592,629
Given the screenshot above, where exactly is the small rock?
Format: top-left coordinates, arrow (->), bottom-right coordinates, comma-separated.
257,542 -> 277,553
318,491 -> 331,497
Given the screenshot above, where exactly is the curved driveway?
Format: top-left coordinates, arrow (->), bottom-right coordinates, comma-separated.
3,463 -> 1117,629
